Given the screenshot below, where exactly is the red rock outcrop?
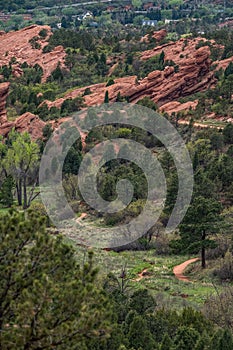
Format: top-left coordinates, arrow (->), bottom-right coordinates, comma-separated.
141,29 -> 167,43
0,25 -> 66,82
140,36 -> 220,63
1,33 -> 233,140
45,39 -> 216,110
0,111 -> 46,140
14,112 -> 46,139
160,100 -> 198,115
0,82 -> 10,124
215,56 -> 233,71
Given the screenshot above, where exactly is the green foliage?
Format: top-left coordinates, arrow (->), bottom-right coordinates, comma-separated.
42,123 -> 53,140
223,123 -> 233,144
172,196 -> 222,268
49,28 -> 95,51
104,90 -> 109,103
38,28 -> 48,39
224,62 -> 233,78
173,326 -> 200,350
0,175 -> 14,207
160,333 -> 173,350
60,96 -> 85,116
106,78 -> 115,87
129,289 -> 156,314
48,63 -> 64,82
29,36 -> 41,50
28,201 -> 50,226
0,210 -> 112,349
213,250 -> 233,281
137,97 -> 158,111
83,87 -> 92,96
63,146 -> 82,175
2,130 -> 40,209
128,315 -> 156,350
215,329 -> 233,350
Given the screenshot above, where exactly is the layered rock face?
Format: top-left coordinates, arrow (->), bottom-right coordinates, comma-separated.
0,82 -> 9,124
45,38 -> 216,111
0,25 -> 66,82
160,100 -> 199,115
0,110 -> 46,140
141,29 -> 167,43
0,33 -> 232,140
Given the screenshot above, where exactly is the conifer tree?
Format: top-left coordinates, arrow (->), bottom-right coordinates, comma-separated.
0,210 -> 111,349
160,333 -> 173,350
104,90 -> 109,103
0,176 -> 14,207
128,315 -> 156,350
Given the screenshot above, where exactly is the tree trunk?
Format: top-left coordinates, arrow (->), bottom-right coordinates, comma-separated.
23,176 -> 27,210
16,179 -> 22,206
201,230 -> 206,269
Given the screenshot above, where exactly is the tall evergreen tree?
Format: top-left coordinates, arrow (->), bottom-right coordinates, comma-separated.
0,176 -> 14,207
178,196 -> 223,268
0,210 -> 111,349
104,90 -> 109,104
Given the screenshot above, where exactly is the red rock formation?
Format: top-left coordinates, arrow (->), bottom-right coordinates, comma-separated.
215,56 -> 233,71
160,100 -> 198,115
45,40 -> 216,110
0,82 -> 10,124
141,29 -> 167,43
153,30 -> 167,42
0,112 -> 46,140
14,112 -> 46,139
0,25 -> 66,82
140,36 -> 220,64
1,34 -> 232,140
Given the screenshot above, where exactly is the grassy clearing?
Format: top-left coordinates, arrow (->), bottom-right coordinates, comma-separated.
62,236 -> 224,309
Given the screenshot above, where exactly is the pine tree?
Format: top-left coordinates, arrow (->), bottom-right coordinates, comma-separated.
0,176 -> 14,207
159,50 -> 165,65
224,61 -> 233,77
160,333 -> 173,350
217,329 -> 233,350
128,315 -> 156,350
104,90 -> 109,103
0,210 -> 112,349
178,196 -> 223,268
173,326 -> 200,350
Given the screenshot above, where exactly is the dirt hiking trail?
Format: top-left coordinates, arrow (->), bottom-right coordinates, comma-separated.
173,258 -> 200,282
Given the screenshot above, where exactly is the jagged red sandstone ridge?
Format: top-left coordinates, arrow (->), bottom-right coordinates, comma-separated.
0,25 -> 66,82
45,38 -> 217,112
1,31 -> 233,139
0,112 -> 46,140
161,100 -> 199,115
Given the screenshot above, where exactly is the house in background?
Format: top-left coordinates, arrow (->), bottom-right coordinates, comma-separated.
142,19 -> 158,26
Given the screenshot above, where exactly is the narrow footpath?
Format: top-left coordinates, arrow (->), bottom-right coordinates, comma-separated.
173,258 -> 200,282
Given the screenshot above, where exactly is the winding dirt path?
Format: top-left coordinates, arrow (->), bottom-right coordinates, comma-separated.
134,268 -> 149,282
173,258 -> 200,282
75,212 -> 87,227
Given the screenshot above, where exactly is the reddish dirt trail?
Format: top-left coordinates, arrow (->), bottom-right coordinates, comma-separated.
173,258 -> 200,282
75,212 -> 87,226
134,269 -> 149,282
